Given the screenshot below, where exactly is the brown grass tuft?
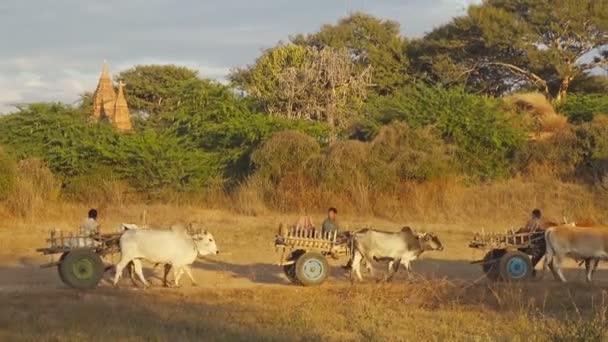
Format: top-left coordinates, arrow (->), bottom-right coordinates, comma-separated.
504,92 -> 569,136
5,158 -> 60,219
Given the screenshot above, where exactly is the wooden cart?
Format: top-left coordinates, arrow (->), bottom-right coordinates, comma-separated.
469,229 -> 542,282
275,227 -> 349,286
36,230 -> 122,290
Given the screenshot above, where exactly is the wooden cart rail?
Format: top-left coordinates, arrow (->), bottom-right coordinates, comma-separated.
279,228 -> 339,250
36,230 -> 122,257
469,230 -> 542,250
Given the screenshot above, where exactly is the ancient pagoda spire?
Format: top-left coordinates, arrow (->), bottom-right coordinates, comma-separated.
92,61 -> 117,121
90,61 -> 132,132
113,81 -> 133,132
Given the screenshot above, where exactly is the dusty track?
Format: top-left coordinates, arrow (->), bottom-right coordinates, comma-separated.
1,230 -> 606,293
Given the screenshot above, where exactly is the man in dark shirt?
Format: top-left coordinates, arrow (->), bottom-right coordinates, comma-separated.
523,209 -> 543,233
322,207 -> 339,236
518,209 -> 545,276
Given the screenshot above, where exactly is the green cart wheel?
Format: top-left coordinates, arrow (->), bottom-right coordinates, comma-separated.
58,249 -> 104,290
295,252 -> 329,286
57,252 -> 69,284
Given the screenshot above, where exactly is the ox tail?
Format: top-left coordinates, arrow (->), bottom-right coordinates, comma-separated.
348,234 -> 356,264
542,229 -> 555,278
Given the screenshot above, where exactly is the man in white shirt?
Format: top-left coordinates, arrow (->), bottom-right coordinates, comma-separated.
81,208 -> 100,236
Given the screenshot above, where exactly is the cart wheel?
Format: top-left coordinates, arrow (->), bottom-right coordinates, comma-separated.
498,251 -> 533,282
482,249 -> 505,281
57,252 -> 69,284
295,252 -> 329,286
58,249 -> 104,290
283,250 -> 305,284
283,264 -> 298,284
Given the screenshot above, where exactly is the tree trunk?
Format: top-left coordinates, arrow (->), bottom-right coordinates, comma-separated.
555,76 -> 572,103
327,109 -> 337,145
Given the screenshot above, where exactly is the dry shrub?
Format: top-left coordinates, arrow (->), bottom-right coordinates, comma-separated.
538,297 -> 608,342
230,177 -> 270,216
370,175 -> 601,224
251,130 -> 320,182
62,169 -> 136,207
247,130 -> 321,213
513,128 -> 582,178
371,122 -> 454,182
6,158 -> 60,218
314,140 -> 375,213
241,123 -> 603,221
504,92 -> 568,135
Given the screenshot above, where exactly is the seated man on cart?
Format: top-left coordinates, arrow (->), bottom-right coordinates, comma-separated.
321,207 -> 339,236
516,209 -> 546,276
320,207 -> 353,268
81,208 -> 100,236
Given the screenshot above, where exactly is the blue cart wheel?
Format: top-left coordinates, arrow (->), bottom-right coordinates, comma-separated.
295,252 -> 329,286
498,251 -> 533,282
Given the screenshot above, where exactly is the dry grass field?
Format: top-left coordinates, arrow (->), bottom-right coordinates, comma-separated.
1,205 -> 608,341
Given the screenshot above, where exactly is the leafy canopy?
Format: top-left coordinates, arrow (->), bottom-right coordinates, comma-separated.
116,65 -> 201,117
292,13 -> 409,95
413,0 -> 608,100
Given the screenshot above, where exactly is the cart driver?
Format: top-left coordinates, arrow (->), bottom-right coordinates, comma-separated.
517,209 -> 545,276
322,207 -> 339,236
81,208 -> 100,236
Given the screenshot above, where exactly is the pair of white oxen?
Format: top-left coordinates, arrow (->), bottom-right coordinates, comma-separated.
102,224 -> 219,288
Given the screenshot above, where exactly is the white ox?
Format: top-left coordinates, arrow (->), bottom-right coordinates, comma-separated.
118,223 -> 169,286
113,228 -> 218,287
543,224 -> 608,282
350,227 -> 444,282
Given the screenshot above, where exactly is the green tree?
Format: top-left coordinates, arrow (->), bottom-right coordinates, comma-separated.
570,75 -> 608,94
159,79 -> 328,180
364,84 -> 525,179
292,13 -> 409,95
413,0 -> 608,100
0,103 -> 223,194
116,65 -> 201,116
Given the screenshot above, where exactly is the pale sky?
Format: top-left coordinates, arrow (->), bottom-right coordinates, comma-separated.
0,0 -> 481,113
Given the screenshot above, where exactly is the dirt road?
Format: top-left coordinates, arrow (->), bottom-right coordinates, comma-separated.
0,230 -> 604,293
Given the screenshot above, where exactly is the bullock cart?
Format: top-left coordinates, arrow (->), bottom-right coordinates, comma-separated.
36,230 -> 121,289
275,227 -> 349,286
469,230 -> 542,282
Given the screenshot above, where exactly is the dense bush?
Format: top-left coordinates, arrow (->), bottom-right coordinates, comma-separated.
557,94 -> 608,123
0,147 -> 16,201
0,97 -> 327,198
0,104 -> 223,196
119,130 -> 223,194
365,85 -> 525,179
0,103 -> 121,176
62,166 -> 134,205
248,123 -> 457,211
370,122 -> 454,183
514,117 -> 608,185
251,131 -> 321,184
